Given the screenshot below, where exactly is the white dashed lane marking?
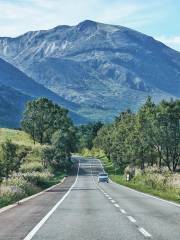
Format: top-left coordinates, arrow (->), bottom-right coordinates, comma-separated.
120,209 -> 127,214
91,160 -> 152,239
138,227 -> 152,238
114,203 -> 120,208
127,216 -> 136,223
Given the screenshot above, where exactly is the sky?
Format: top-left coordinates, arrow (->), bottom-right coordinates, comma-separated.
0,0 -> 179,51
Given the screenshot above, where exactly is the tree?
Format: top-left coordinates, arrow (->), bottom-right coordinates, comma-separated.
78,122 -> 103,150
0,140 -> 18,179
155,99 -> 180,171
93,98 -> 180,172
41,126 -> 77,171
21,98 -> 72,144
50,128 -> 76,170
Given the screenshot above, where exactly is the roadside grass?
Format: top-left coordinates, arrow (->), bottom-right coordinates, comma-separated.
44,171 -> 66,188
0,128 -> 66,209
80,148 -> 180,204
0,128 -> 40,147
110,175 -> 180,204
0,172 -> 66,209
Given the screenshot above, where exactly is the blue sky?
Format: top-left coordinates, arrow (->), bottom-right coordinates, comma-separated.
0,0 -> 180,51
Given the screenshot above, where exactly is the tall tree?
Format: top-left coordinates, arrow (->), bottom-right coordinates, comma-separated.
0,140 -> 18,179
21,98 -> 72,144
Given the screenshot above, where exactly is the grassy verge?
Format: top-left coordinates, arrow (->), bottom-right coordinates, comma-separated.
0,128 -> 67,209
0,128 -> 40,147
0,171 -> 66,209
110,175 -> 180,204
41,171 -> 66,188
80,148 -> 180,204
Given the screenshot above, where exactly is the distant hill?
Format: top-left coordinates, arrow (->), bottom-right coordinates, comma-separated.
0,20 -> 179,122
0,58 -> 87,127
0,85 -> 31,127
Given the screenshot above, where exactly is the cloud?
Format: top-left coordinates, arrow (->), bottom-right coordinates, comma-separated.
156,36 -> 180,51
0,0 -> 178,54
0,0 -> 160,37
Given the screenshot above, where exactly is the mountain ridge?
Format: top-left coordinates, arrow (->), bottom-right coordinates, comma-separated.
0,20 -> 179,123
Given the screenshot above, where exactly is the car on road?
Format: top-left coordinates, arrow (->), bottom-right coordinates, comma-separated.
98,172 -> 109,183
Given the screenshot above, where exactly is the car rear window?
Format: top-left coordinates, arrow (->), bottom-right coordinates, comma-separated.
99,173 -> 108,176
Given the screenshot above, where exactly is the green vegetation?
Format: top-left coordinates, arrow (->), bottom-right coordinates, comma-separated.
80,98 -> 180,203
77,122 -> 103,150
21,98 -> 73,145
0,128 -> 40,146
0,98 -> 78,208
1,96 -> 179,207
81,148 -> 180,203
94,98 -> 180,172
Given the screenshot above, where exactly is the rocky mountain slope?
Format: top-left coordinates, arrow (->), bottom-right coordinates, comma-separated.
0,20 -> 179,122
0,58 -> 87,127
0,85 -> 31,127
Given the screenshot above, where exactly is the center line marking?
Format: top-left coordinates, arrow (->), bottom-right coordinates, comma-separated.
114,203 -> 120,208
127,216 -> 136,223
108,197 -> 112,200
111,200 -> 116,203
120,209 -> 126,214
138,227 -> 152,238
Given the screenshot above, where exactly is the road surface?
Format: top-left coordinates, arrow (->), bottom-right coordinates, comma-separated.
0,156 -> 180,240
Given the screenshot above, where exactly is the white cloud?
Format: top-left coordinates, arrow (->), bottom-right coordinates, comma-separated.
0,0 -> 178,55
0,0 -> 157,37
156,36 -> 180,51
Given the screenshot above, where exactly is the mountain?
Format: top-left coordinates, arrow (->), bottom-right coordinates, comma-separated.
0,85 -> 31,127
0,20 -> 180,122
0,57 -> 79,108
0,58 -> 88,127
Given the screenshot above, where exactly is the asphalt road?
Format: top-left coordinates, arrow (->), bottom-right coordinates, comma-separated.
0,157 -> 180,240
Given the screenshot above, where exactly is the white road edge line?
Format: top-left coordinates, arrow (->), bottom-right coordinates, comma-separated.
127,216 -> 136,223
110,179 -> 180,208
23,162 -> 80,240
98,158 -> 180,208
138,227 -> 152,238
0,177 -> 66,215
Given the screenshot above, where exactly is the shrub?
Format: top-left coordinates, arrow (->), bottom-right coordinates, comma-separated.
24,146 -> 42,163
0,176 -> 40,207
4,175 -> 39,196
0,184 -> 25,207
19,171 -> 53,188
20,162 -> 44,173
